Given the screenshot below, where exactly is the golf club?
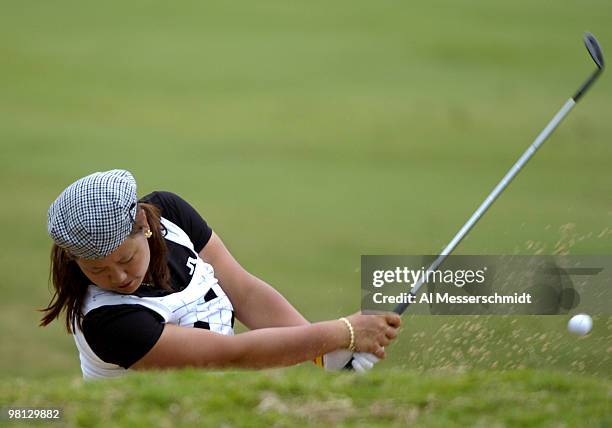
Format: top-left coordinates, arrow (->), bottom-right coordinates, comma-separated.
346,32 -> 604,370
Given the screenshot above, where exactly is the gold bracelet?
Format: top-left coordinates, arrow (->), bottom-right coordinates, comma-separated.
339,317 -> 356,352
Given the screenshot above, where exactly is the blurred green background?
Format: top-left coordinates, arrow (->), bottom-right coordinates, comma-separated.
0,0 -> 610,380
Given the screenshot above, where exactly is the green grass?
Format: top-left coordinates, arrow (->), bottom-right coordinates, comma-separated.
1,367 -> 611,427
0,0 -> 611,424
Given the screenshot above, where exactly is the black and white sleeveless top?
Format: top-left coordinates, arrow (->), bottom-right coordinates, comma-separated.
72,191 -> 235,380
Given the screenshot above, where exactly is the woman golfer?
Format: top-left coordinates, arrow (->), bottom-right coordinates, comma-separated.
40,170 -> 400,380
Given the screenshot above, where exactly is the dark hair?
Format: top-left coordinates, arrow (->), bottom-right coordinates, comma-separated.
39,202 -> 171,333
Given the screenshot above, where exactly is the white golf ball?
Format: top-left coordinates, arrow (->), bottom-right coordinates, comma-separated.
567,314 -> 593,336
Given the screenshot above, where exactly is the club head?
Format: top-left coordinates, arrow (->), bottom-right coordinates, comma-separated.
584,32 -> 604,69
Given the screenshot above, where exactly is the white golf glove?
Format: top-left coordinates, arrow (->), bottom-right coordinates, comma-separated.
351,352 -> 380,373
318,350 -> 381,372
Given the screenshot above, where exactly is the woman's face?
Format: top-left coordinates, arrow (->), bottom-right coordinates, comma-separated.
76,213 -> 151,294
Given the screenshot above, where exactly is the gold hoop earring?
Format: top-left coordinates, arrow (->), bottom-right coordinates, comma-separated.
144,229 -> 152,239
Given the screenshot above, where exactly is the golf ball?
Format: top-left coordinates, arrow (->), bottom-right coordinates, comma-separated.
567,314 -> 593,336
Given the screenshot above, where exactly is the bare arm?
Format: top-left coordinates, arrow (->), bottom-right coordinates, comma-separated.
132,319 -> 350,370
131,312 -> 400,370
199,232 -> 309,329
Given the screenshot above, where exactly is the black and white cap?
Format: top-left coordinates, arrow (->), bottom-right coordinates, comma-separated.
47,169 -> 138,260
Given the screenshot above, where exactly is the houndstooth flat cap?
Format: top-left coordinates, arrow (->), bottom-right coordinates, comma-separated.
47,169 -> 138,259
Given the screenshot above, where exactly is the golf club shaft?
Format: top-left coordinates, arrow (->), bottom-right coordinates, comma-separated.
393,97 -> 576,315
